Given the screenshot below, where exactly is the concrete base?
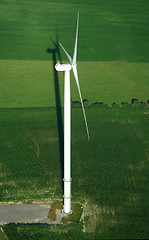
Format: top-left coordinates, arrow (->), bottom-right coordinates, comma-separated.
62,209 -> 73,215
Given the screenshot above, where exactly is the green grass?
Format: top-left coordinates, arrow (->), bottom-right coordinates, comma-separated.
2,223 -> 88,240
0,108 -> 62,202
72,107 -> 149,237
0,60 -> 149,108
62,203 -> 83,223
47,201 -> 63,222
0,0 -> 149,62
0,60 -> 57,108
0,0 -> 148,108
0,107 -> 148,238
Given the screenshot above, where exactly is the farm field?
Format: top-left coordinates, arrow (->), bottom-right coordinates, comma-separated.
0,0 -> 149,62
0,0 -> 149,239
0,60 -> 149,108
0,107 -> 149,239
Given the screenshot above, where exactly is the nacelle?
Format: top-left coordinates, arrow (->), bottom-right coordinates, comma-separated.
55,62 -> 72,71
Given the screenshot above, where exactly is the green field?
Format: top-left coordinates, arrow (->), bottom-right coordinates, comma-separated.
0,60 -> 149,108
0,107 -> 149,239
0,0 -> 149,107
0,0 -> 149,62
0,0 -> 149,239
0,0 -> 149,108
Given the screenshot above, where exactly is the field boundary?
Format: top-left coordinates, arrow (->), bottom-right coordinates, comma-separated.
0,227 -> 8,240
72,99 -> 149,109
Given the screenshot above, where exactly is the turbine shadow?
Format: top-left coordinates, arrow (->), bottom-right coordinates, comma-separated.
47,35 -> 64,189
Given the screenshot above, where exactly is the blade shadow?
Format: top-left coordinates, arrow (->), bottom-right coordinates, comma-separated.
47,36 -> 64,189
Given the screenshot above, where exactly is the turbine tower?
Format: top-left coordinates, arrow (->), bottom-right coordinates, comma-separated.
55,13 -> 90,215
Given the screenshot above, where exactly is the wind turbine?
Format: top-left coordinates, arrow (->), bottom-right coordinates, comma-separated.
55,13 -> 90,215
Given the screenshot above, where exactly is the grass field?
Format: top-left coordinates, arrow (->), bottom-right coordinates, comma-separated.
0,107 -> 148,239
0,0 -> 149,239
0,0 -> 149,62
0,0 -> 149,108
0,60 -> 149,108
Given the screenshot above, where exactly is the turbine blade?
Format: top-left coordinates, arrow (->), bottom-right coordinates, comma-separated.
72,12 -> 79,66
73,66 -> 90,140
59,42 -> 73,64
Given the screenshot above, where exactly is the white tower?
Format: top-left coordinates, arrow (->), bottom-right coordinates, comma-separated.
55,62 -> 72,214
55,13 -> 90,214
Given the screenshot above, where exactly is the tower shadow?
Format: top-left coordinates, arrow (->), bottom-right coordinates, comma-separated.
47,35 -> 64,188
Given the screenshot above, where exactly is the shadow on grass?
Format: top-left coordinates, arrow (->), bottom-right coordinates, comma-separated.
47,33 -> 64,189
